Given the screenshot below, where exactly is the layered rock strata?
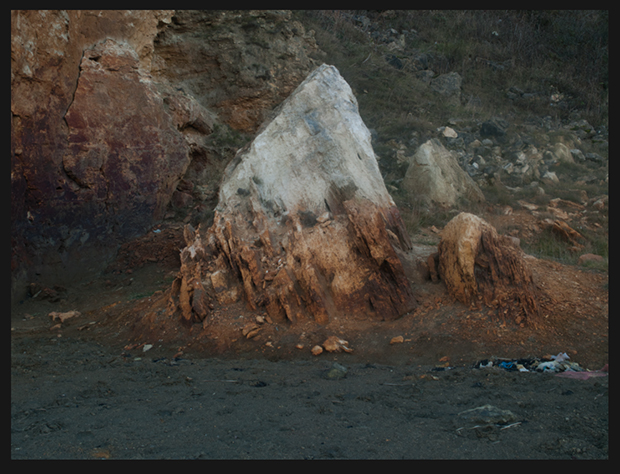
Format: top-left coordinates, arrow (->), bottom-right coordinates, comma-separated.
169,64 -> 416,325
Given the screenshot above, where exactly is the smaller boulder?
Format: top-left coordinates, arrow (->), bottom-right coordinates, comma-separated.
578,253 -> 604,266
403,139 -> 484,206
430,72 -> 462,105
437,213 -> 540,325
480,118 -> 509,139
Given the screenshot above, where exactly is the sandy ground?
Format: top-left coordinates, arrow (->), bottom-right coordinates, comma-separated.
11,216 -> 608,459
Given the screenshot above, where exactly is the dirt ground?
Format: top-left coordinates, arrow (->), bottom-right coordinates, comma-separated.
11,210 -> 609,459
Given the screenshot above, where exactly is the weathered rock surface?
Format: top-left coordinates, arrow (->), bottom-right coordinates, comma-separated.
169,64 -> 416,326
437,212 -> 540,326
402,139 -> 485,206
63,38 -> 191,231
11,10 -> 179,300
430,72 -> 462,106
150,10 -> 320,134
11,10 -> 320,302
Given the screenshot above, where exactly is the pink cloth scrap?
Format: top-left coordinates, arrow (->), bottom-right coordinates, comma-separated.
556,364 -> 608,380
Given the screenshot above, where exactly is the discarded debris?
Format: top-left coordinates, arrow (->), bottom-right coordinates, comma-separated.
556,364 -> 608,380
390,335 -> 404,345
475,353 -> 591,374
458,404 -> 517,425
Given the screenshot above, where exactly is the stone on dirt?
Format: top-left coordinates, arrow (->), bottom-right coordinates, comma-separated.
324,362 -> 348,380
437,212 -> 540,326
169,64 -> 416,326
322,336 -> 353,353
49,310 -> 81,323
457,404 -> 517,425
578,253 -> 604,266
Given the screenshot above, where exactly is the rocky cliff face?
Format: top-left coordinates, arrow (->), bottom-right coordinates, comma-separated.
151,10 -> 320,134
11,10 -> 319,302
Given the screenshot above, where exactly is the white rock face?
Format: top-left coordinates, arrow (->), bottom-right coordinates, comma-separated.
217,64 -> 395,217
403,138 -> 485,206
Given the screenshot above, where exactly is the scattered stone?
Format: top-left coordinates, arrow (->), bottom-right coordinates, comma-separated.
578,253 -> 604,266
548,198 -> 585,211
49,310 -> 81,323
541,171 -> 559,185
419,374 -> 439,381
570,148 -> 586,162
437,213 -> 540,325
585,152 -> 605,163
142,344 -> 153,352
551,142 -> 574,164
170,64 -> 416,326
242,323 -> 261,339
442,126 -> 458,138
517,200 -> 537,211
403,139 -> 485,207
311,345 -> 324,356
480,118 -> 508,139
323,336 -> 353,353
324,362 -> 348,380
430,72 -> 462,105
548,207 -> 569,220
551,220 -> 585,246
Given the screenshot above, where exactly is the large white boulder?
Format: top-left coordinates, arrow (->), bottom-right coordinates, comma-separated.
170,64 -> 416,326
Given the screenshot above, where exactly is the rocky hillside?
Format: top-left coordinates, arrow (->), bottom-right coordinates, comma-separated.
295,11 -> 608,187
11,10 -> 608,302
295,10 -> 608,266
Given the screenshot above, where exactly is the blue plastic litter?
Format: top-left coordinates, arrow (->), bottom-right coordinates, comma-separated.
499,361 -> 516,371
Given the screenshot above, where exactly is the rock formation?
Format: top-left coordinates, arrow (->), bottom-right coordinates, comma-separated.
402,139 -> 485,207
169,64 -> 416,326
63,38 -> 192,231
11,10 -> 319,302
436,212 -> 540,326
11,10 -> 180,299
